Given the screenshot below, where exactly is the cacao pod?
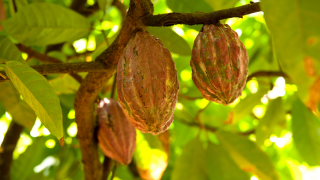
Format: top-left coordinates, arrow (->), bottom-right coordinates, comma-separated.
97,98 -> 136,165
117,31 -> 179,135
190,22 -> 249,105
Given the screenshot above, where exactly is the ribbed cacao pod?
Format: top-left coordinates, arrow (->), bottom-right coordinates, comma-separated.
117,31 -> 179,135
97,98 -> 136,165
190,23 -> 249,105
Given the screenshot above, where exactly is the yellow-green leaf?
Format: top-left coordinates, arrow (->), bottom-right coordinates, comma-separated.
292,99 -> 320,166
206,142 -> 250,180
2,2 -> 90,46
49,74 -> 80,95
261,0 -> 320,111
256,97 -> 286,146
0,82 -> 36,130
4,61 -> 64,144
171,138 -> 208,180
227,87 -> 268,124
216,131 -> 279,180
0,36 -> 25,64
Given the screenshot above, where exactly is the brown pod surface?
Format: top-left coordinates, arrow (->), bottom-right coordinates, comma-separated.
117,31 -> 179,135
191,23 -> 249,105
97,98 -> 136,165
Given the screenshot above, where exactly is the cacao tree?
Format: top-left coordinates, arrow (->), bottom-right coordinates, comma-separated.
0,0 -> 319,180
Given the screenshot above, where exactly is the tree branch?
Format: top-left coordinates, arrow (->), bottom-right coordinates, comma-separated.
17,44 -> 61,63
102,156 -> 113,180
78,3 -> 100,17
16,44 -> 83,83
247,71 -> 289,82
0,61 -> 106,82
0,121 -> 24,180
70,0 -> 87,13
145,2 -> 261,26
74,1 -> 153,180
176,118 -> 254,136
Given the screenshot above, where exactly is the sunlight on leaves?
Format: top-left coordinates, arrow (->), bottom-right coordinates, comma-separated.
67,122 -> 78,137
4,61 -> 64,144
2,3 -> 90,45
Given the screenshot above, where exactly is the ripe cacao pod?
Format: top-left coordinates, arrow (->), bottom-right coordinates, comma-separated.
97,98 -> 136,165
190,22 -> 249,105
117,31 -> 179,135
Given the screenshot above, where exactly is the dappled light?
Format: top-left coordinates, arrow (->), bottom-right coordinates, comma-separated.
0,0 -> 319,180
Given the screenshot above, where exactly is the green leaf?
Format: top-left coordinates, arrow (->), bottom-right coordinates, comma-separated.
15,0 -> 29,11
49,74 -> 80,95
0,36 -> 25,64
11,137 -> 47,180
206,142 -> 250,180
0,82 -> 36,130
261,0 -> 320,111
216,131 -> 279,180
292,99 -> 320,166
227,87 -> 269,124
166,0 -> 213,13
171,138 -> 208,180
148,27 -> 191,56
204,0 -> 238,11
2,2 -> 90,46
4,61 -> 64,143
256,97 -> 286,146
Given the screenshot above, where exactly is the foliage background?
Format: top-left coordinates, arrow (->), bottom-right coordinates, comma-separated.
0,0 -> 320,180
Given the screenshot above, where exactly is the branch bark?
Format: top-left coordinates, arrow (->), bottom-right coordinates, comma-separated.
102,156 -> 113,180
145,2 -> 261,26
176,118 -> 254,136
247,71 -> 289,82
16,44 -> 62,63
0,121 -> 24,180
0,61 -> 105,82
74,1 -> 153,180
16,44 -> 83,83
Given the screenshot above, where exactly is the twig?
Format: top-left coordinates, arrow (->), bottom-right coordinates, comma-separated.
128,161 -> 140,177
145,2 -> 261,26
67,50 -> 94,60
195,103 -> 211,128
70,0 -> 87,13
176,118 -> 254,136
17,44 -> 63,63
78,3 -> 100,17
176,118 -> 218,132
0,121 -> 24,180
0,72 -> 6,79
16,44 -> 83,83
246,71 -> 289,82
110,74 -> 117,99
102,156 -> 113,180
11,0 -> 17,12
110,162 -> 118,180
178,93 -> 203,101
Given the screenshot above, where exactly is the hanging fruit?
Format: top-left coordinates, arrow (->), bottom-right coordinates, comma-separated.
190,22 -> 249,105
117,31 -> 179,135
97,98 -> 136,165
